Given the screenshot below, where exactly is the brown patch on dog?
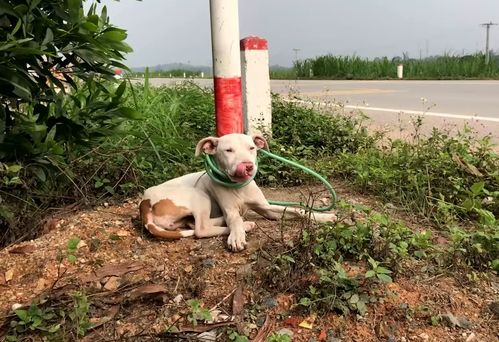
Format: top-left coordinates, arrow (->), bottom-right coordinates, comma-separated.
152,199 -> 189,217
139,199 -> 151,226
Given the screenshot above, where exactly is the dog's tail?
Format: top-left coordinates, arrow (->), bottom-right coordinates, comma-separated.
139,199 -> 194,240
145,222 -> 194,239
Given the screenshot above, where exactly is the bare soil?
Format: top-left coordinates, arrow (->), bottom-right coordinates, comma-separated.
0,183 -> 497,341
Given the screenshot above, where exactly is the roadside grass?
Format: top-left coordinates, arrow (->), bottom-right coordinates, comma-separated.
294,53 -> 499,79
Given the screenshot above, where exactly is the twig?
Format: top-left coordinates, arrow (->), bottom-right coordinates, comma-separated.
174,274 -> 181,294
209,288 -> 237,312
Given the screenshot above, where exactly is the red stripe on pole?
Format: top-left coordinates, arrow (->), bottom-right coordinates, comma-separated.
214,77 -> 243,137
240,36 -> 268,50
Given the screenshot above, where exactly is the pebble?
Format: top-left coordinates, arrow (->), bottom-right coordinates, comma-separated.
465,333 -> 477,342
173,294 -> 183,304
419,332 -> 429,341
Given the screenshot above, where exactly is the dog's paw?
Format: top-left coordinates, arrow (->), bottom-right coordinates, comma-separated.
227,227 -> 247,252
243,221 -> 256,232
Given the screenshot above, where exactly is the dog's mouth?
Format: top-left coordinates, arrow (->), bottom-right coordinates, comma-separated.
228,162 -> 255,182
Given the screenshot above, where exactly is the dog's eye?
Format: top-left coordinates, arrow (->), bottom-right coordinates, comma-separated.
249,146 -> 256,150
225,148 -> 234,153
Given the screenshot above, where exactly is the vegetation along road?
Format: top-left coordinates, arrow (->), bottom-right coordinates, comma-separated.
148,78 -> 499,141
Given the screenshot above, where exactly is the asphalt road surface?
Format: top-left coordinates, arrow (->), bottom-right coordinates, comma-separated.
147,78 -> 499,141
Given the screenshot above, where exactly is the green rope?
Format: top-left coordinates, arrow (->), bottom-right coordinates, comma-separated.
203,149 -> 337,211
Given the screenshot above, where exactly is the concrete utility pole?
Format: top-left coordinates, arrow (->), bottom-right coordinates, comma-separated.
481,22 -> 497,65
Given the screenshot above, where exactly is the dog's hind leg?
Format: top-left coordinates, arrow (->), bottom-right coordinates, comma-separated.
139,199 -> 194,239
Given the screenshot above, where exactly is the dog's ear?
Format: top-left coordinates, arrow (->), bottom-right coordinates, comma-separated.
252,133 -> 269,150
195,136 -> 219,156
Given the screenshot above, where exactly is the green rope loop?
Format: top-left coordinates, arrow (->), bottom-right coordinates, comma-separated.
203,149 -> 337,211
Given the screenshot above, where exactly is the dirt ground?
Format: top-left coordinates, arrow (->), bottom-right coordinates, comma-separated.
0,183 -> 497,341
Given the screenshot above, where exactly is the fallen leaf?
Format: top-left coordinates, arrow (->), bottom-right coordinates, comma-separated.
184,265 -> 193,273
318,329 -> 327,341
0,273 -> 5,285
130,284 -> 168,299
5,269 -> 14,282
283,316 -> 302,328
77,240 -> 87,249
299,313 -> 317,329
81,261 -> 143,282
88,305 -> 119,330
232,284 -> 245,316
9,244 -> 36,254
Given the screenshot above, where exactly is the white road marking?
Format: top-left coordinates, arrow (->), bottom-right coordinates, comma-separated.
287,99 -> 499,123
345,105 -> 499,123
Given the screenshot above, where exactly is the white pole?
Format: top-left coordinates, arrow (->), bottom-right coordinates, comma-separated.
240,36 -> 272,135
397,64 -> 404,79
209,0 -> 243,136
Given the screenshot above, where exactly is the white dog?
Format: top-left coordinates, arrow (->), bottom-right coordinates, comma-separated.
139,133 -> 336,251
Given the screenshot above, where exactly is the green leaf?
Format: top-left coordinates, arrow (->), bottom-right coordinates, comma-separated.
7,164 -> 22,173
67,255 -> 77,263
100,29 -> 127,42
14,309 -> 29,322
81,21 -> 99,32
31,167 -> 46,182
356,300 -> 367,315
349,294 -> 359,304
299,297 -> 311,306
67,237 -> 80,251
42,28 -> 54,46
376,266 -> 392,274
376,273 -> 392,283
117,107 -> 141,119
470,181 -> 484,195
364,270 -> 376,278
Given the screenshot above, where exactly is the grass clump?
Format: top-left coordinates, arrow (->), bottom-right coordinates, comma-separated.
258,201 -> 434,315
295,53 -> 499,80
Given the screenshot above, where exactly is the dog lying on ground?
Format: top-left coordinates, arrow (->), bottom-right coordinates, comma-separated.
139,133 -> 337,251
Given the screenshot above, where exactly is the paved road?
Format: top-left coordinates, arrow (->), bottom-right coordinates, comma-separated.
147,78 -> 499,140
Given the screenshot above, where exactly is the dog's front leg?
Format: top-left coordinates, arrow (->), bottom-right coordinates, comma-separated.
224,211 -> 247,251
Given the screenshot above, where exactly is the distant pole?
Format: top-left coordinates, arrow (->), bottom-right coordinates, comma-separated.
481,22 -> 497,65
209,0 -> 244,137
292,48 -> 300,80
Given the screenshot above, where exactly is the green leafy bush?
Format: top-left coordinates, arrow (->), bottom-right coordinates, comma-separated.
0,0 -> 136,244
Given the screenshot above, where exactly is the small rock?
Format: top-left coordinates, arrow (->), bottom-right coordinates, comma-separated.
103,276 -> 121,291
184,265 -> 193,273
261,297 -> 277,309
173,294 -> 183,304
201,258 -> 215,268
103,202 -> 109,207
277,328 -> 294,338
489,302 -> 499,317
440,313 -> 472,329
11,303 -> 23,311
116,229 -> 130,237
418,332 -> 429,341
465,333 -> 476,342
236,263 -> 252,278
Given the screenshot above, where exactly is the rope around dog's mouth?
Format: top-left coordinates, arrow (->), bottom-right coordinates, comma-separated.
203,150 -> 337,211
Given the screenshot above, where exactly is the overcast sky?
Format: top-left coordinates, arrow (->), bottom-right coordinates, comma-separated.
93,0 -> 499,68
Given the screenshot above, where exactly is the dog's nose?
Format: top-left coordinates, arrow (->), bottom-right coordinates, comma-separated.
245,163 -> 254,172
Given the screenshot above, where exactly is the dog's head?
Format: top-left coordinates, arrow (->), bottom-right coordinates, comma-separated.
195,133 -> 268,182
